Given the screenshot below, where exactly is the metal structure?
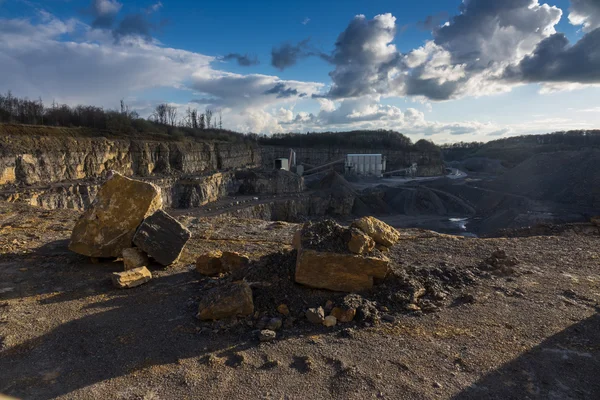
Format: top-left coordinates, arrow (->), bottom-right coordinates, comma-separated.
383,163 -> 418,178
345,154 -> 386,178
274,158 -> 289,171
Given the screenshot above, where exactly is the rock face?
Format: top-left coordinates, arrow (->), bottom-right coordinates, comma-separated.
112,267 -> 152,289
69,173 -> 162,258
296,249 -> 390,292
122,248 -> 149,270
0,125 -> 260,186
352,216 -> 401,247
236,169 -> 304,195
197,281 -> 254,321
133,210 -> 192,266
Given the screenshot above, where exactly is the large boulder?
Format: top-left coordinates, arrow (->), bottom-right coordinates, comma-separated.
295,249 -> 390,292
69,173 -> 162,258
351,216 -> 401,247
133,210 -> 192,266
197,281 -> 254,320
293,219 -> 391,292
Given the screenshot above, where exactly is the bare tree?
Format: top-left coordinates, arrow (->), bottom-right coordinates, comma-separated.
152,104 -> 168,124
199,113 -> 205,129
166,105 -> 177,126
218,109 -> 223,130
205,108 -> 213,129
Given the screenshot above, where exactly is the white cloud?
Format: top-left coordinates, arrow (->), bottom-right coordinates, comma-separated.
569,0 -> 600,32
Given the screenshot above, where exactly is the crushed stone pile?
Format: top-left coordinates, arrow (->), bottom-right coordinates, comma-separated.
194,218 -> 510,336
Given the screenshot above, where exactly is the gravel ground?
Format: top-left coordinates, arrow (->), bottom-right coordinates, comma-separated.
1,202 -> 599,399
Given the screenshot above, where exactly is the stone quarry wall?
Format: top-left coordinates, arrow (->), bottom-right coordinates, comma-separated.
260,145 -> 444,176
0,127 -> 260,186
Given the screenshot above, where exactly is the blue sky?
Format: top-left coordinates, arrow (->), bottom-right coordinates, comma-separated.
1,0 -> 600,142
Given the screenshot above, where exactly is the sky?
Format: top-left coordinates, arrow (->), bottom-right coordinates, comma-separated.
1,0 -> 600,143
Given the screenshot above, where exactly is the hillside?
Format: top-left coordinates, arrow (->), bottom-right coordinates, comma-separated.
442,130 -> 600,167
486,149 -> 600,209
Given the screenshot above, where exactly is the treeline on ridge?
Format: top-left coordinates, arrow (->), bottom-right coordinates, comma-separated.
259,131 -> 440,153
442,130 -> 600,165
0,91 -> 248,142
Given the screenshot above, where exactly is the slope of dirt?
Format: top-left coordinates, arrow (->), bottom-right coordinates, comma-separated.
1,202 -> 600,399
487,149 -> 600,209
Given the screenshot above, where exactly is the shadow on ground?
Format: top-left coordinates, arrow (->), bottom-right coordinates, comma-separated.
453,313 -> 600,399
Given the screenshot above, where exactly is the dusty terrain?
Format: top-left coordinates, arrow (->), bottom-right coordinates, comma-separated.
1,202 -> 600,399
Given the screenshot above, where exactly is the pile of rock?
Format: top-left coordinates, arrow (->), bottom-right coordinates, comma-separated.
294,217 -> 401,292
68,172 -> 192,288
480,249 -> 519,276
192,216 -> 403,342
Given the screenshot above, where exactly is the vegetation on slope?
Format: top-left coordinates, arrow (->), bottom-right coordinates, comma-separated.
259,131 -> 440,153
442,130 -> 600,166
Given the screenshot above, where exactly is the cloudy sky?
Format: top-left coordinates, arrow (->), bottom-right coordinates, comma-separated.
1,0 -> 600,142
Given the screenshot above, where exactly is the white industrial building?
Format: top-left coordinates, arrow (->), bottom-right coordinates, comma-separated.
345,154 -> 387,177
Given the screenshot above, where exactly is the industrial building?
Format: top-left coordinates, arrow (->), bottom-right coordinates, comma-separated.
345,154 -> 387,177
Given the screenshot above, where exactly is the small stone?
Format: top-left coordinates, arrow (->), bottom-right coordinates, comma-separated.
348,228 -> 375,255
305,307 -> 325,324
351,216 -> 401,247
339,328 -> 356,338
197,281 -> 254,321
221,251 -> 250,272
323,315 -> 337,327
375,244 -> 390,252
405,303 -> 421,312
277,304 -> 290,316
292,228 -> 303,250
259,330 -> 277,342
433,382 -> 443,389
196,250 -> 226,276
133,210 -> 192,266
284,317 -> 296,329
111,266 -> 152,289
324,300 -> 334,312
382,314 -> 396,323
331,307 -> 356,323
122,247 -> 148,270
266,318 -> 282,331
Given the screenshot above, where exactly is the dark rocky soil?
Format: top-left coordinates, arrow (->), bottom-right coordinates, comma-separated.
1,202 -> 600,399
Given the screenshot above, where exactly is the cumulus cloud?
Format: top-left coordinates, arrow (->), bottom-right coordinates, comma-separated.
271,39 -> 314,70
569,0 -> 600,32
417,12 -> 448,31
324,13 -> 399,99
112,13 -> 154,42
504,29 -> 600,84
263,83 -> 306,98
274,1 -> 600,101
90,0 -> 122,28
221,53 -> 259,66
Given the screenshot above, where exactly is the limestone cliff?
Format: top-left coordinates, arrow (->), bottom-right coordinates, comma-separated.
0,125 -> 260,186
